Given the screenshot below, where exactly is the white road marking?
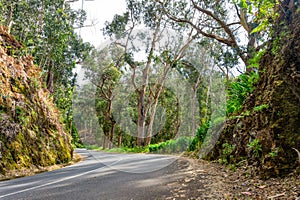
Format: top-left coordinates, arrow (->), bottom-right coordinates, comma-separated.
0,158 -> 123,199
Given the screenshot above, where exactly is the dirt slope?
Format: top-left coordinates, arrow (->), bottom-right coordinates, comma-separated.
167,158 -> 300,199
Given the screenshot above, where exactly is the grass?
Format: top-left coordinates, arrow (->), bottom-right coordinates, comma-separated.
84,144 -> 103,151
81,136 -> 193,154
105,146 -> 149,153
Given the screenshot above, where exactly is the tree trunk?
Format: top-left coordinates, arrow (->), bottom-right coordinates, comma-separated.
207,0 -> 300,178
174,98 -> 180,136
102,134 -> 108,149
109,121 -> 115,149
136,93 -> 146,146
46,66 -> 54,93
145,98 -> 159,146
108,100 -> 114,149
191,74 -> 201,137
117,133 -> 122,147
145,68 -> 170,146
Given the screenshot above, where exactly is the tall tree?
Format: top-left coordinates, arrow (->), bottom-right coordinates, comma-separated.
104,0 -> 198,146
82,46 -> 123,149
0,0 -> 92,139
73,83 -> 103,146
0,0 -> 90,90
173,43 -> 211,136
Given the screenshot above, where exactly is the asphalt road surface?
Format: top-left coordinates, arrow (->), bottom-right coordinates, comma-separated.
0,149 -> 185,200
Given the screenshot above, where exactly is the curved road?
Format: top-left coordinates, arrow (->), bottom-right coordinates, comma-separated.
0,149 -> 186,200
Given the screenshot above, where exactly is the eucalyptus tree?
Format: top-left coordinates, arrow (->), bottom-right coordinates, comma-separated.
155,0 -> 276,70
0,0 -> 90,90
0,0 -> 92,137
104,0 -> 198,146
174,43 -> 212,135
82,45 -> 123,149
73,83 -> 102,146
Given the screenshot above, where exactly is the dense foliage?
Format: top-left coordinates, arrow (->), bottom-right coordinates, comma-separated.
0,0 -> 92,144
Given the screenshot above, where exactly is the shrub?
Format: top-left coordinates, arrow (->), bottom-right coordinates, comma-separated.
226,72 -> 259,114
148,137 -> 193,154
188,122 -> 209,151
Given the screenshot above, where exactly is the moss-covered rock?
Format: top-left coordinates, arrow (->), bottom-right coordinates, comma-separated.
0,26 -> 72,175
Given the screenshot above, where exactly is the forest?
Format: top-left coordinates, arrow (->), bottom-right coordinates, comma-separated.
0,0 -> 299,182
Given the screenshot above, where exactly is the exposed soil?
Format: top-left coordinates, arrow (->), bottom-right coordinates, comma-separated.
166,157 -> 300,200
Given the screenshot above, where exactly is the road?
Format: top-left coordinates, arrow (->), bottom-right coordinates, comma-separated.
0,149 -> 187,200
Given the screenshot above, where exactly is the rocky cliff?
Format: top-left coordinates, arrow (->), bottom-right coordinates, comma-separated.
0,26 -> 72,176
207,1 -> 300,178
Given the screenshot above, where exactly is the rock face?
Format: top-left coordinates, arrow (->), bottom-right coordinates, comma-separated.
0,26 -> 72,175
207,1 -> 300,178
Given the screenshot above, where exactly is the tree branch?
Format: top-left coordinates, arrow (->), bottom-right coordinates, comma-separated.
155,0 -> 236,47
156,0 -> 248,65
191,0 -> 238,46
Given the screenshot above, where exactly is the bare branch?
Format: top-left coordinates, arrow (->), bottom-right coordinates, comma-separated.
156,0 -> 248,65
155,1 -> 236,47
204,23 -> 238,30
227,22 -> 241,27
191,0 -> 238,46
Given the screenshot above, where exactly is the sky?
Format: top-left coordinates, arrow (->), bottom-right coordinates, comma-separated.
71,0 -> 127,47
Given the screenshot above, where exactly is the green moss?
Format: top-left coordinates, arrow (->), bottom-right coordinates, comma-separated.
0,29 -> 73,174
253,104 -> 269,112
